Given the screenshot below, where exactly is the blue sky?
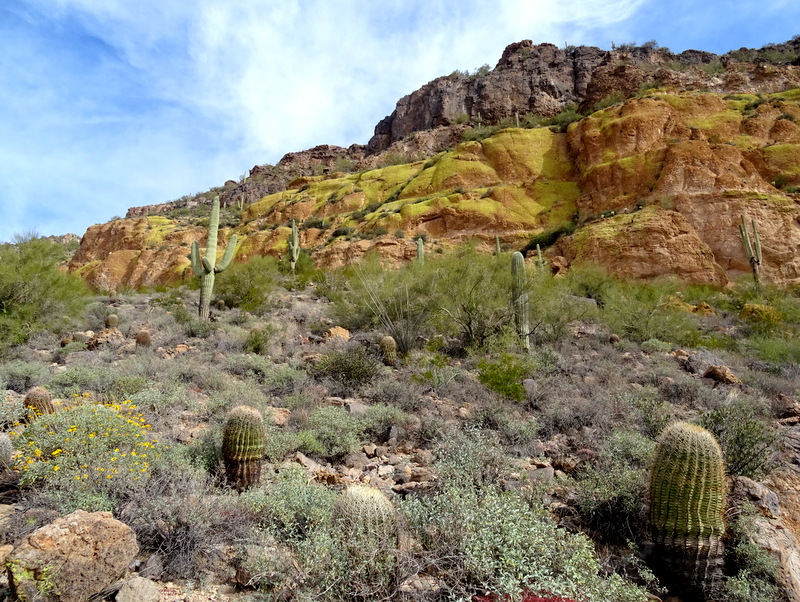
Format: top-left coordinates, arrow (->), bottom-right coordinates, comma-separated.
1,0 -> 798,242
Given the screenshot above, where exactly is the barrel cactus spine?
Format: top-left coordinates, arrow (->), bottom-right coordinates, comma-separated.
287,219 -> 301,273
648,421 -> 726,597
24,387 -> 55,420
221,405 -> 266,491
511,251 -> 529,350
189,196 -> 238,320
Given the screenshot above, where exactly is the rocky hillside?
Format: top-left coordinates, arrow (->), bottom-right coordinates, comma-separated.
69,39 -> 800,291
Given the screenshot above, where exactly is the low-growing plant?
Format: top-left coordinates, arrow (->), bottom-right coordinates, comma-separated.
214,255 -> 280,315
306,406 -> 364,460
311,344 -> 381,396
10,398 -> 163,512
477,353 -> 533,401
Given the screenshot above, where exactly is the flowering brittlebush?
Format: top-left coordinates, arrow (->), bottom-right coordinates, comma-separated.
11,397 -> 162,497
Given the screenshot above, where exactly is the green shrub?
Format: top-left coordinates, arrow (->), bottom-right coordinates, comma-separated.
477,353 -> 531,401
697,398 -> 778,479
400,485 -> 647,601
0,360 -> 51,393
0,236 -> 89,355
214,255 -> 280,315
311,345 -> 381,395
306,406 -> 364,460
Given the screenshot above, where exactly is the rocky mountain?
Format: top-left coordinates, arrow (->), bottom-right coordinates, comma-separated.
69,38 -> 800,290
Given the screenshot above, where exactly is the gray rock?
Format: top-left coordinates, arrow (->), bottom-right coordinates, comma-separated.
116,576 -> 160,602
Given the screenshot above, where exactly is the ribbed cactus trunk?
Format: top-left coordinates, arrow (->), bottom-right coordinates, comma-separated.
648,421 -> 726,600
511,251 -> 529,350
416,237 -> 424,265
189,197 -> 238,320
221,405 -> 266,492
288,219 -> 300,273
739,215 -> 762,287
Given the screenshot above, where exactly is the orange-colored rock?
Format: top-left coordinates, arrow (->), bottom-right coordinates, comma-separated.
554,208 -> 727,285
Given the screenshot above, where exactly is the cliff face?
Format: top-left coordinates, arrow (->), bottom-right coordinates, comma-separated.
70,39 -> 800,291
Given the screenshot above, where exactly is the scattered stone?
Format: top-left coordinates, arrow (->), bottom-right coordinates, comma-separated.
264,406 -> 291,427
682,350 -> 726,375
117,576 -> 160,602
324,326 -> 350,342
731,476 -> 781,519
344,400 -> 369,415
138,553 -> 164,580
86,327 -> 124,351
6,510 -> 138,602
703,364 -> 741,384
363,444 -> 378,457
528,466 -> 556,483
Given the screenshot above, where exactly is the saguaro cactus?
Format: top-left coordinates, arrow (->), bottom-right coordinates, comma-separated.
534,244 -> 547,270
189,196 -> 238,320
416,237 -> 425,265
511,251 -> 529,350
649,421 -> 726,598
739,215 -> 762,286
221,405 -> 265,491
287,219 -> 301,273
332,486 -> 398,598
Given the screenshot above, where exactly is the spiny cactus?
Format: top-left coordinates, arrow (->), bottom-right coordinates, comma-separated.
287,219 -> 301,273
649,421 -> 726,598
511,251 -> 530,350
416,237 -> 425,265
104,314 -> 119,329
221,405 -> 265,491
379,335 -> 398,367
134,329 -> 152,348
332,486 -> 398,598
534,244 -> 547,270
739,215 -> 762,286
495,235 -> 501,257
189,196 -> 238,320
24,386 -> 55,419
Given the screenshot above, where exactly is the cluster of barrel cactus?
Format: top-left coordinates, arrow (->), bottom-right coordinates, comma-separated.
221,405 -> 266,491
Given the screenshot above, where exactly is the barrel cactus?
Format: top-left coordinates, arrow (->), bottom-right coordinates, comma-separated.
332,486 -> 398,598
104,314 -> 119,329
24,386 -> 55,419
379,335 -> 398,367
221,405 -> 266,491
648,421 -> 726,597
135,329 -> 152,348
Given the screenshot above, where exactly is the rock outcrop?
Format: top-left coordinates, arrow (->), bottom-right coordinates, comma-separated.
6,510 -> 138,602
69,38 -> 800,290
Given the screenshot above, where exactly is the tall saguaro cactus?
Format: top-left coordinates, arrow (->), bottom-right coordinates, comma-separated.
287,219 -> 301,273
739,215 -> 762,286
649,421 -> 726,598
416,237 -> 425,265
189,196 -> 238,320
511,251 -> 529,350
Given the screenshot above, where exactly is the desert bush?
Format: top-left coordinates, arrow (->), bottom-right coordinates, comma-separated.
575,430 -> 654,544
360,403 -> 411,442
477,353 -> 534,401
409,350 -> 462,393
0,236 -> 89,355
0,360 -> 51,393
400,484 -> 647,601
214,255 -> 280,315
697,397 -> 778,479
311,344 -> 381,396
306,406 -> 364,460
10,399 -> 163,512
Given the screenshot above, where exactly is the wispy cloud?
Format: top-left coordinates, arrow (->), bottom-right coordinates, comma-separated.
2,0 -> 798,241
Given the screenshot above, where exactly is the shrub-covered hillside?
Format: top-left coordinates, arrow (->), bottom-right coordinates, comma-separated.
1,237 -> 799,601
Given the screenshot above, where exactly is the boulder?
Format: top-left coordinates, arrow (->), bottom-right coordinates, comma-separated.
116,576 -> 160,602
6,510 -> 138,602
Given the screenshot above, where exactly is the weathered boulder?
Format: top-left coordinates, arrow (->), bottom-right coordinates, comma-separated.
6,510 -> 138,602
116,576 -> 160,602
